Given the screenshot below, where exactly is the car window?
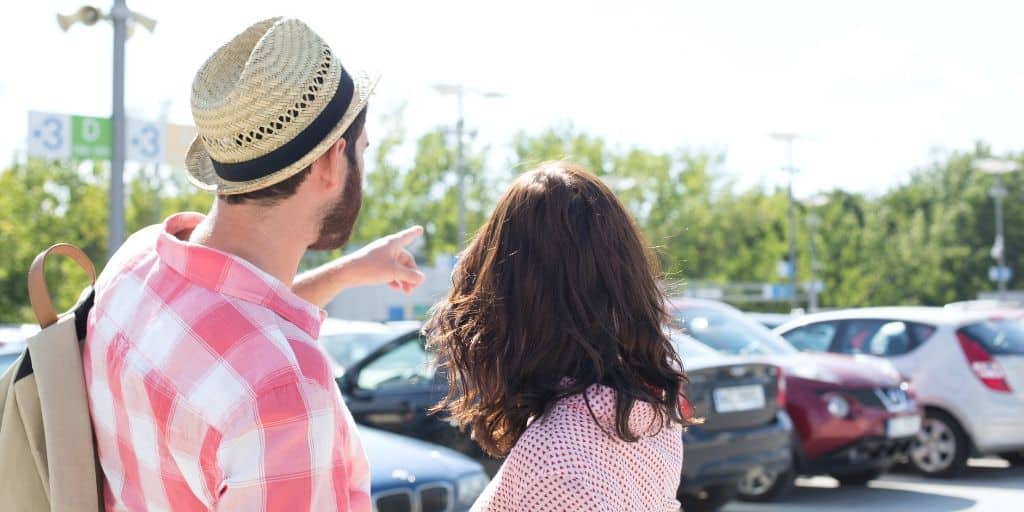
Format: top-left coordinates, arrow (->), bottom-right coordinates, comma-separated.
838,320 -> 913,356
356,338 -> 435,391
781,322 -> 837,352
673,306 -> 798,356
321,331 -> 397,369
959,319 -> 1024,355
668,331 -> 722,359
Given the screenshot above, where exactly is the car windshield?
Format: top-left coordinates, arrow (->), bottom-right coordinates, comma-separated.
668,331 -> 723,359
321,331 -> 401,368
672,305 -> 798,356
960,319 -> 1024,355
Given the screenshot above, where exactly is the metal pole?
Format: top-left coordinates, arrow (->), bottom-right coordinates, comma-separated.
455,86 -> 466,246
807,214 -> 820,312
785,141 -> 799,311
109,0 -> 128,259
995,175 -> 1008,299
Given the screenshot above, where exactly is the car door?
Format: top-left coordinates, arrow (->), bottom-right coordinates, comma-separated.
341,331 -> 449,442
834,319 -> 922,377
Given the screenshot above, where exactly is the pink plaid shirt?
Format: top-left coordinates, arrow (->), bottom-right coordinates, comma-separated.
84,212 -> 370,512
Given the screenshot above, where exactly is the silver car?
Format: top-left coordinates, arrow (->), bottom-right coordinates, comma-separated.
774,306 -> 1024,477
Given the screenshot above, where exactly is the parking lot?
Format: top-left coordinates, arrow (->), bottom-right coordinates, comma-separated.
724,459 -> 1023,512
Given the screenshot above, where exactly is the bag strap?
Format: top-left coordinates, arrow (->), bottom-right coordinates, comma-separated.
28,243 -> 97,329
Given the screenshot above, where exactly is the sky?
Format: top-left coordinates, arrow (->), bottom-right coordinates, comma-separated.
2,0 -> 1023,199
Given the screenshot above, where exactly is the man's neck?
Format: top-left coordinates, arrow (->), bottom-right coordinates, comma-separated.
188,201 -> 311,287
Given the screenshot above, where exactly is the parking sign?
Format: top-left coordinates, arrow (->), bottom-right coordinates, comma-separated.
27,111 -> 71,159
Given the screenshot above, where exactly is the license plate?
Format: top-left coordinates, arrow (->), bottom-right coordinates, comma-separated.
713,385 -> 766,413
888,415 -> 922,438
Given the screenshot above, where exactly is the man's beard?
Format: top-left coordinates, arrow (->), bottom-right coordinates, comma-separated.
308,160 -> 362,251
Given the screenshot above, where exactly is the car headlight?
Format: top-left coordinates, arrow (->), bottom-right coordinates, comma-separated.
825,394 -> 850,418
457,473 -> 490,507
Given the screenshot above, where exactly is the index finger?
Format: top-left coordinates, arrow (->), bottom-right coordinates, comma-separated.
393,225 -> 424,246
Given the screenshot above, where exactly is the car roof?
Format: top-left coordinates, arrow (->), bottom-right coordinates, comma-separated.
318,317 -> 410,336
667,297 -> 741,312
776,306 -> 1004,330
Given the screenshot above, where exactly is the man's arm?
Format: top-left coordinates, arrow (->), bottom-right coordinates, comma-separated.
293,226 -> 425,308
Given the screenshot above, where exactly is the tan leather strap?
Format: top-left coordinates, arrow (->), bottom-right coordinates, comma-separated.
28,244 -> 97,329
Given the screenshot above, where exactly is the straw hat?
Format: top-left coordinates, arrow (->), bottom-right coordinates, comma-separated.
185,17 -> 378,195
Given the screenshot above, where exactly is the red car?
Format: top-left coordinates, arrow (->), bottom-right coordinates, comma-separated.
669,298 -> 922,502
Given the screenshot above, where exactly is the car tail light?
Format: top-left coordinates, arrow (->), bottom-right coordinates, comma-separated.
775,366 -> 787,408
680,397 -> 695,421
956,331 -> 1012,393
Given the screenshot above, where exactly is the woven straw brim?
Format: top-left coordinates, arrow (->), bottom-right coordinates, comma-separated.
184,71 -> 379,195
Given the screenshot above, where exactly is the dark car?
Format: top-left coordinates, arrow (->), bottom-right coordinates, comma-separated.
361,425 -> 489,512
338,327 -> 794,512
670,298 -> 921,502
671,333 -> 794,512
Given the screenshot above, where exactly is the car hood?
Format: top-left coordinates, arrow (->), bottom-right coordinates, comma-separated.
359,426 -> 484,492
756,352 -> 902,388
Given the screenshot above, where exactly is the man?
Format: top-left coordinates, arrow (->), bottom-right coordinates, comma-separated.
84,18 -> 422,511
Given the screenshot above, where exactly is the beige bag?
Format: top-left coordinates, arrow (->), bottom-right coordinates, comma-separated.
0,244 -> 103,511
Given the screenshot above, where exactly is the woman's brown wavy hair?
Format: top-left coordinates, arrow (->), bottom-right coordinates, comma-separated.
424,161 -> 688,458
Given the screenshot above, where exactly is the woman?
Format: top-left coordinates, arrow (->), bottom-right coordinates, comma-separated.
425,162 -> 689,511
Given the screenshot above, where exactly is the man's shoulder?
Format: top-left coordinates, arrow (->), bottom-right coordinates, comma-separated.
145,305 -> 333,427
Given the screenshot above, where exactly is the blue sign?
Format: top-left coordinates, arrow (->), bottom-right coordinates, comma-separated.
769,284 -> 795,300
387,305 -> 406,321
989,266 -> 1013,283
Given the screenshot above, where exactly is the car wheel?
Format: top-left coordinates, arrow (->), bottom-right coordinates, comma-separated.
736,466 -> 796,502
1000,451 -> 1024,466
679,484 -> 737,512
909,410 -> 969,478
831,469 -> 882,486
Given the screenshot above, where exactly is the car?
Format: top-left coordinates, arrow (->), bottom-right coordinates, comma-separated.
337,324 -> 794,512
360,425 -> 489,512
319,318 -> 422,370
669,298 -> 921,502
774,306 -> 1024,476
669,333 -> 794,512
746,312 -> 798,330
0,342 -> 26,375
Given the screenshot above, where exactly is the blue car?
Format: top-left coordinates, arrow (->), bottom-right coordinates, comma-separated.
361,425 -> 489,512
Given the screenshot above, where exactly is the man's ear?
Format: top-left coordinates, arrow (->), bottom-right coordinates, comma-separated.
309,137 -> 347,192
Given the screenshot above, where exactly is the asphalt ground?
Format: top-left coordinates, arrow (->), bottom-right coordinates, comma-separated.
723,458 -> 1024,512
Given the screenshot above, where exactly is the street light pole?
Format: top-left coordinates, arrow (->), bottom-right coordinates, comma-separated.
772,133 -> 800,311
975,158 -> 1020,301
433,84 -> 503,247
110,0 -> 127,259
803,194 -> 828,312
455,86 -> 466,247
993,174 -> 1008,298
57,2 -> 156,260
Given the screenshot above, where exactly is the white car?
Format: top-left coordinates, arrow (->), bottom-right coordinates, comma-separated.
318,318 -> 420,370
774,307 -> 1024,477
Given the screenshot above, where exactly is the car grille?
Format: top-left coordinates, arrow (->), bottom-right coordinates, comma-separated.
374,485 -> 452,512
847,387 -> 911,412
420,485 -> 452,512
376,491 -> 413,512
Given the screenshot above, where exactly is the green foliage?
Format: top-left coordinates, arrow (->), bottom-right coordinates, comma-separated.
2,125 -> 1020,322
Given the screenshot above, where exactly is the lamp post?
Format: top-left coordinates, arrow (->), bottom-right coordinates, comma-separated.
974,158 -> 1020,300
771,132 -> 801,310
57,2 -> 156,259
803,194 -> 829,312
433,84 -> 503,246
